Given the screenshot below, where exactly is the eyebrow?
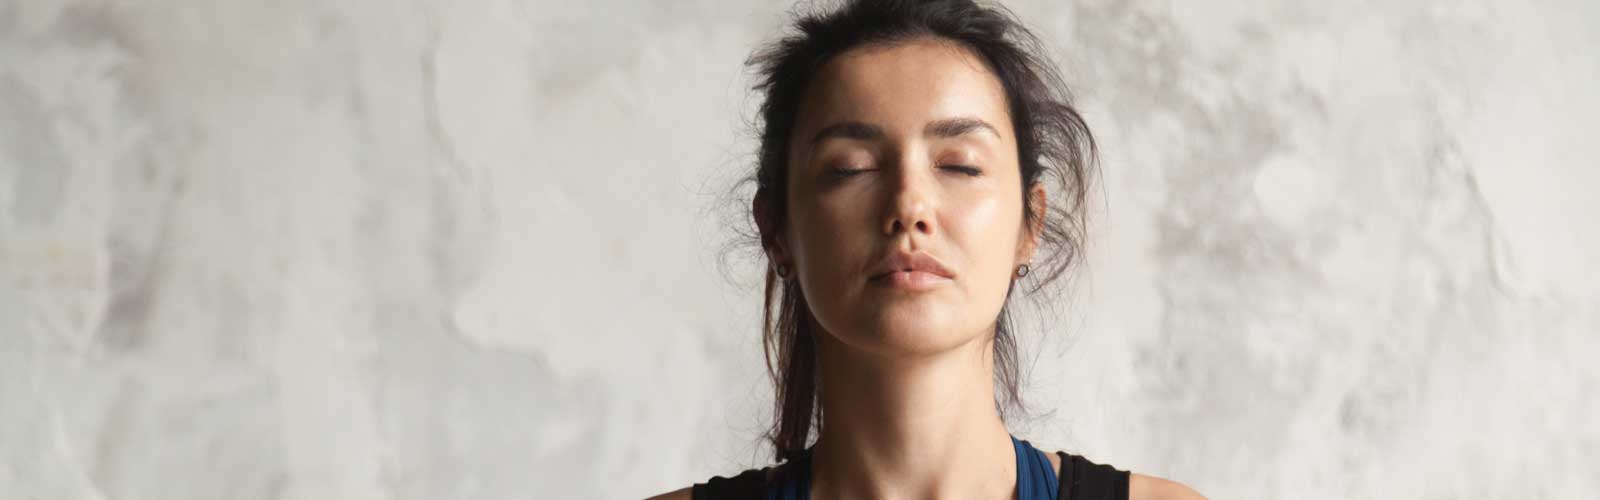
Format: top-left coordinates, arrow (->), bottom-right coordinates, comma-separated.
809,117 -> 1001,145
925,117 -> 1001,140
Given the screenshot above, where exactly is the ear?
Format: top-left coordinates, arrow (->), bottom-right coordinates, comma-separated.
1017,182 -> 1047,264
753,193 -> 789,266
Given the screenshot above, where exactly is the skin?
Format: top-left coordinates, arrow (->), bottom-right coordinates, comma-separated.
650,37 -> 1204,500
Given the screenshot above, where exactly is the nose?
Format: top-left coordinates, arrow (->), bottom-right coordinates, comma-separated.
882,160 -> 936,237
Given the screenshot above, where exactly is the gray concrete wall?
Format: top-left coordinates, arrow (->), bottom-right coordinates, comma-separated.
2,0 -> 1596,498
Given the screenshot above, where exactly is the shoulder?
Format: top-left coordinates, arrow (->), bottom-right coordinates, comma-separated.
1129,473 -> 1206,500
642,486 -> 693,500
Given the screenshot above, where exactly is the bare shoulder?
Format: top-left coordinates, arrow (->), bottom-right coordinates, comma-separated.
1130,473 -> 1206,500
642,486 -> 693,500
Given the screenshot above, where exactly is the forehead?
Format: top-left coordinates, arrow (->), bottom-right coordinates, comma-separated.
795,37 -> 1011,135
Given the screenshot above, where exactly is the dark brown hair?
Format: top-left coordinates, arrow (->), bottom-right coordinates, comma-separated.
744,0 -> 1096,462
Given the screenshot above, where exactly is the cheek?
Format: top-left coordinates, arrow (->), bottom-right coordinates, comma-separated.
947,192 -> 1023,278
807,192 -> 866,227
788,193 -> 872,268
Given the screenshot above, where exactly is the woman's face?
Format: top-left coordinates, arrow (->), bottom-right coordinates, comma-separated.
761,38 -> 1044,358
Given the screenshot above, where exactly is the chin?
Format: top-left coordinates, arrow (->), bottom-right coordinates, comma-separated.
839,310 -> 983,357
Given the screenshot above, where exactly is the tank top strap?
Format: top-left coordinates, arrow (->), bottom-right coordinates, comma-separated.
1012,435 -> 1063,500
690,466 -> 767,500
1053,451 -> 1131,500
763,450 -> 811,500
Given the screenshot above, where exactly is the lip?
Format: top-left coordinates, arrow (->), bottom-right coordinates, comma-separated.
868,251 -> 954,290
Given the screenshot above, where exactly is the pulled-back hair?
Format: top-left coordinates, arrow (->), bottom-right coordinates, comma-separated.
745,0 -> 1097,462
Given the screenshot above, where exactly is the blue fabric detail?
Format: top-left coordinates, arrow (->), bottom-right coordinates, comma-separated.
1014,435 -> 1060,500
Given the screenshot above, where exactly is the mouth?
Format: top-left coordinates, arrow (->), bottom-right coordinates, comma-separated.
868,251 -> 955,291
869,269 -> 953,290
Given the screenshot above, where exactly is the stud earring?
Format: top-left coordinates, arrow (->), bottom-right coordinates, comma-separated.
1015,263 -> 1030,278
775,263 -> 791,279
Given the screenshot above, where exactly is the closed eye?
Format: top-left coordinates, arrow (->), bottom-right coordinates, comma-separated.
941,165 -> 982,176
829,167 -> 872,179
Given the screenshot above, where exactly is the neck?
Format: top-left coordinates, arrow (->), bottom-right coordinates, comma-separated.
808,328 -> 1016,500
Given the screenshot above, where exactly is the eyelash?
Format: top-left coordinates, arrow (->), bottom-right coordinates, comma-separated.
829,166 -> 982,178
942,165 -> 982,177
828,167 -> 864,178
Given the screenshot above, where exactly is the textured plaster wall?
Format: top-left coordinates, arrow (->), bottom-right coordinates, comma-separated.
2,1 -> 1596,499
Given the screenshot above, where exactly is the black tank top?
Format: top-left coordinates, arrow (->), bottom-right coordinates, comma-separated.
689,443 -> 1130,500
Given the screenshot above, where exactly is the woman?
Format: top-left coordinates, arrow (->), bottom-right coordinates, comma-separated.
654,1 -> 1204,499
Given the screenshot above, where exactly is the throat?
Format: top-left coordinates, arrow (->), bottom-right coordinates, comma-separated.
807,331 -> 1018,500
